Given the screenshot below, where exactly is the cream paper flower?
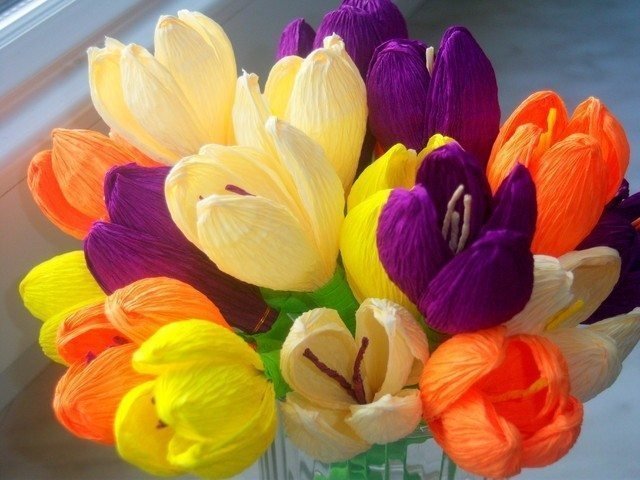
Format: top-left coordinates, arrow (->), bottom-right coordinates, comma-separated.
88,10 -> 236,163
279,299 -> 429,462
232,34 -> 367,190
506,246 -> 640,401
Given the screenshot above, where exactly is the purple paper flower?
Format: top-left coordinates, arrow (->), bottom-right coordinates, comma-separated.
579,184 -> 640,323
276,18 -> 315,59
367,26 -> 500,166
377,143 -> 536,334
84,164 -> 276,333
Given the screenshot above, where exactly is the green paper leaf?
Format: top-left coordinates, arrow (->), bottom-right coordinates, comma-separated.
259,349 -> 290,400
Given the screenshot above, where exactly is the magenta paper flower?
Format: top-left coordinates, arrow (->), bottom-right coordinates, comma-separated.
84,164 -> 276,333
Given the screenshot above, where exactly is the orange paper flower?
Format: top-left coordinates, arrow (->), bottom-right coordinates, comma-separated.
487,91 -> 629,256
28,129 -> 158,238
52,277 -> 229,444
420,326 -> 583,479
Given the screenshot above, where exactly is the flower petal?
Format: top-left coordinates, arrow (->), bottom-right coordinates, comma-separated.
19,250 -> 105,322
377,185 -> 452,305
286,35 -> 367,189
346,390 -> 422,444
588,267 -> 640,323
421,229 -> 534,334
53,344 -> 151,444
589,308 -> 640,362
281,308 -> 358,408
84,222 -> 275,333
355,299 -> 428,399
155,12 -> 235,145
552,247 -> 621,329
343,0 -> 408,39
105,277 -> 228,345
532,133 -> 610,255
114,381 -> 182,476
505,256 -> 574,335
280,392 -> 370,463
27,150 -> 95,238
276,18 -> 315,59
340,190 -> 416,313
425,27 -> 500,166
564,97 -> 629,200
264,55 -> 303,117
366,39 -> 430,151
88,39 -> 178,163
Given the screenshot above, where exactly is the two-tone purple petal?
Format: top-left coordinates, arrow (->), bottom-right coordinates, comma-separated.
342,0 -> 408,39
276,18 -> 315,59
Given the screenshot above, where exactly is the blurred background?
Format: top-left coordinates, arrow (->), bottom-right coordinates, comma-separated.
1,0 -> 638,478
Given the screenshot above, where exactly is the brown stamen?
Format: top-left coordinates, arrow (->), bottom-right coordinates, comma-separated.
85,351 -> 96,364
351,337 -> 369,404
112,335 -> 128,345
156,419 -> 168,429
225,184 -> 254,196
303,348 -> 358,402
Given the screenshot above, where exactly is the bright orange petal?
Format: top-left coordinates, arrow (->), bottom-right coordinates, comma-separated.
487,124 -> 542,192
429,389 -> 523,479
420,327 -> 505,420
53,344 -> 150,444
521,395 -> 583,468
563,97 -> 630,200
57,303 -> 130,364
531,133 -> 609,256
27,150 -> 94,239
105,277 -> 229,344
489,91 -> 568,165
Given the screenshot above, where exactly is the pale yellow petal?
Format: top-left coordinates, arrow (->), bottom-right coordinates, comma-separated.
545,327 -> 621,402
340,190 -> 417,314
114,381 -> 182,476
355,299 -> 428,399
347,144 -> 418,211
133,319 -> 262,375
280,392 -> 370,463
39,313 -> 69,365
264,55 -> 303,117
551,247 -> 621,329
281,308 -> 358,408
88,41 -> 177,163
19,251 -> 105,322
589,308 -> 640,361
505,255 -> 574,335
266,117 -> 344,279
346,390 -> 421,445
286,35 -> 367,189
120,44 -> 209,158
154,15 -> 235,145
195,194 -> 326,291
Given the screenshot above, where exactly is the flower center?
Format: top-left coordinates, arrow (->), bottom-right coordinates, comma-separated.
303,337 -> 370,404
441,184 -> 472,253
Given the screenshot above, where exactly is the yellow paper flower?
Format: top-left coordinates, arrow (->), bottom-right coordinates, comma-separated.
115,320 -> 277,479
165,117 -> 344,292
279,299 -> 429,462
19,251 -> 105,364
505,247 -> 640,401
232,34 -> 367,189
88,10 -> 236,163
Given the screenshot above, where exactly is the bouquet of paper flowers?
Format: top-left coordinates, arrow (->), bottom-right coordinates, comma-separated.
18,1 -> 640,479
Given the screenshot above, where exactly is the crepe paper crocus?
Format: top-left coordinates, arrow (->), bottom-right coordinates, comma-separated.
279,299 -> 429,462
487,92 -> 630,256
367,27 -> 500,166
114,320 -> 277,479
27,129 -> 157,239
84,163 -> 276,333
420,326 -> 583,479
504,248 -> 640,402
233,34 -> 366,189
88,10 -> 236,164
166,117 -> 344,293
52,277 -> 230,444
19,251 -> 106,364
276,18 -> 315,59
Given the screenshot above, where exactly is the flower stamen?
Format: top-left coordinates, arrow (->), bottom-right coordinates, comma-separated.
442,184 -> 465,240
456,194 -> 472,253
303,348 -> 358,401
351,337 -> 369,405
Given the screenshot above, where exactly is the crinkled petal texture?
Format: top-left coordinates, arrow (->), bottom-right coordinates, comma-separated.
88,11 -> 236,163
487,91 -> 629,256
420,327 -> 583,479
234,35 -> 366,189
280,300 -> 428,462
342,0 -> 408,39
115,320 -> 277,479
166,117 -> 344,292
277,18 -> 315,58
